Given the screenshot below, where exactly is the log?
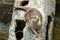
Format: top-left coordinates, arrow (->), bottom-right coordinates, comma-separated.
8,0 -> 56,40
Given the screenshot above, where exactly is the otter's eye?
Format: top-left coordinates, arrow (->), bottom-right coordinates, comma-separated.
21,1 -> 29,6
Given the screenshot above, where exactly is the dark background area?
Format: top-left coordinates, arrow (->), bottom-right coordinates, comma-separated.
0,0 -> 60,40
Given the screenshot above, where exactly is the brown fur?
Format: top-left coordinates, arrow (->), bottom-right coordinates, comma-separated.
25,8 -> 42,38
25,8 -> 42,22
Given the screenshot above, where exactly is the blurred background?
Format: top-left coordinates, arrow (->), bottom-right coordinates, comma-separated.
0,0 -> 60,40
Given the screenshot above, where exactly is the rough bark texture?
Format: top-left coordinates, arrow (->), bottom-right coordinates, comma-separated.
8,0 -> 56,40
8,0 -> 26,40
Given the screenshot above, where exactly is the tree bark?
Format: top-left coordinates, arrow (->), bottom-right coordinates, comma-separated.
8,0 -> 56,40
8,0 -> 26,40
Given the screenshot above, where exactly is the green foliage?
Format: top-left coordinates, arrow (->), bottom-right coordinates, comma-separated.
6,0 -> 14,3
0,31 -> 9,40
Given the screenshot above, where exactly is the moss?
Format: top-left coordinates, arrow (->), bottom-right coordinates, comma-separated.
0,31 -> 9,40
53,17 -> 60,40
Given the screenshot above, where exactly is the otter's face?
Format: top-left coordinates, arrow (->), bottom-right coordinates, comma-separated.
28,16 -> 42,27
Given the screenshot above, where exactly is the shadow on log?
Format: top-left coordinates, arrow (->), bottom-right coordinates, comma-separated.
15,20 -> 26,40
